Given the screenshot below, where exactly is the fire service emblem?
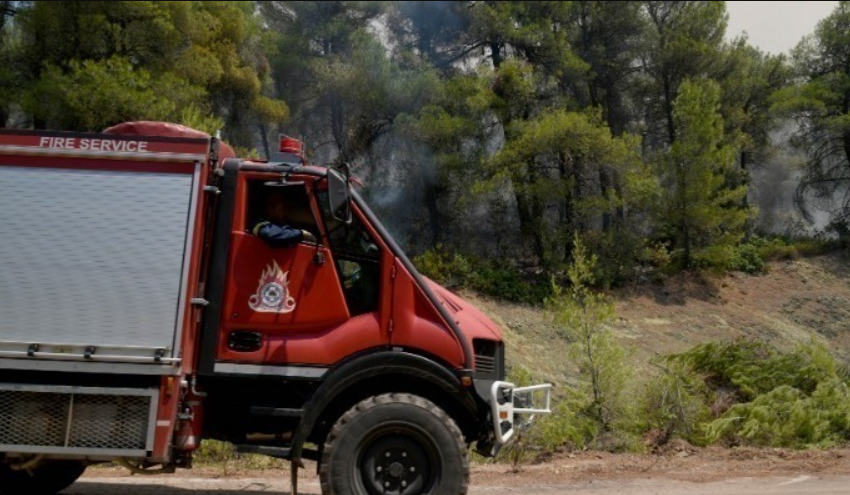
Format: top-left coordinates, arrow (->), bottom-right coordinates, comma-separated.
248,261 -> 296,313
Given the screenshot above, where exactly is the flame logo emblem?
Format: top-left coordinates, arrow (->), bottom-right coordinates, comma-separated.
248,261 -> 296,313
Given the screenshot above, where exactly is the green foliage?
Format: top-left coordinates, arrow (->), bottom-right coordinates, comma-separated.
522,389 -> 601,454
668,340 -> 837,400
661,79 -> 754,268
26,57 -> 219,132
687,234 -> 839,274
413,245 -> 551,304
690,242 -> 766,274
11,1 -> 284,144
488,106 -> 658,266
546,236 -> 631,433
727,243 -> 767,274
642,360 -> 713,446
749,235 -> 838,261
640,1 -> 729,145
705,380 -> 850,448
657,340 -> 850,449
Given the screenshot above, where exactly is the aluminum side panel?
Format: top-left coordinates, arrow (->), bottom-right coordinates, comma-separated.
0,166 -> 193,357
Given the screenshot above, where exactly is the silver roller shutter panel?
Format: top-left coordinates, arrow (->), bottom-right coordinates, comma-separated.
0,166 -> 194,356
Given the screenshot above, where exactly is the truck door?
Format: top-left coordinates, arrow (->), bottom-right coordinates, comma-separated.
213,174 -> 386,374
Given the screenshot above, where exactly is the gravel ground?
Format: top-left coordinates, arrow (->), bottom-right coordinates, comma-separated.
66,474 -> 850,495
72,447 -> 850,495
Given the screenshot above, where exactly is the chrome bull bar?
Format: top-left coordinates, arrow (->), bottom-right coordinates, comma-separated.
489,381 -> 552,444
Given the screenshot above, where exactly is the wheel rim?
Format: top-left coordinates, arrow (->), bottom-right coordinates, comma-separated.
355,423 -> 441,495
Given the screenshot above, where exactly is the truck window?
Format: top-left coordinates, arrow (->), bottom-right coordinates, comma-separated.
247,182 -> 320,241
318,191 -> 381,317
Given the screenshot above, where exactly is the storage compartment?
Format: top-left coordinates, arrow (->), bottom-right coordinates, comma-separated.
0,165 -> 196,368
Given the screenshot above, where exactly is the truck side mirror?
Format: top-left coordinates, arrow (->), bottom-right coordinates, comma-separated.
328,167 -> 352,224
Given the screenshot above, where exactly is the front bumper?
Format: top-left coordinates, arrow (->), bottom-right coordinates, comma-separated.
488,381 -> 552,445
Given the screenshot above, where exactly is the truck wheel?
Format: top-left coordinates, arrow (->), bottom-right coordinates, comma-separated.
319,393 -> 469,495
0,460 -> 86,494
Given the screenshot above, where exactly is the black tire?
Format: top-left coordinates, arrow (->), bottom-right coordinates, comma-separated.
319,393 -> 469,495
0,460 -> 86,494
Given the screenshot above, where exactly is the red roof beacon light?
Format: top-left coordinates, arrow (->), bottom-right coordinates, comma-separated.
279,135 -> 306,164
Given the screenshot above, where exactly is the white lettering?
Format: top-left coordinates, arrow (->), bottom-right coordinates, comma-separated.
35,136 -> 150,153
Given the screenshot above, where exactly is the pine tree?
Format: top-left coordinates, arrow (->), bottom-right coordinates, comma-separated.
664,79 -> 751,267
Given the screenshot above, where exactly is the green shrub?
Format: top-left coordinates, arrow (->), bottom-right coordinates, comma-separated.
666,340 -> 836,400
414,246 -> 551,304
690,243 -> 767,274
691,245 -> 738,272
642,361 -> 713,446
412,244 -> 473,287
706,380 -> 850,448
729,243 -> 766,274
749,235 -> 838,262
663,340 -> 850,448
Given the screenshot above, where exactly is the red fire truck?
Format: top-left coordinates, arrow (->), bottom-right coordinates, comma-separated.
0,122 -> 550,495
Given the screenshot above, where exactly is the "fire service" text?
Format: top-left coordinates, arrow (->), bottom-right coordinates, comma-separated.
39,137 -> 149,152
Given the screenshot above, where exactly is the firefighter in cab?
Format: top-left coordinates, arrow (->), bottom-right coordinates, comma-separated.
253,193 -> 317,248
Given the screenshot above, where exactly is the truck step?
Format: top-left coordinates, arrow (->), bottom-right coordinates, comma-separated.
249,406 -> 304,418
235,445 -> 292,459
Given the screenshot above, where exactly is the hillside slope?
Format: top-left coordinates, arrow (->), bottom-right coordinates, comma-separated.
462,252 -> 850,387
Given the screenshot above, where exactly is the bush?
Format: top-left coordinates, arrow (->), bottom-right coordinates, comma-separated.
414,246 -> 551,304
728,243 -> 766,274
666,340 -> 836,400
749,234 -> 838,262
662,340 -> 850,449
705,380 -> 850,448
691,243 -> 766,274
642,360 -> 713,446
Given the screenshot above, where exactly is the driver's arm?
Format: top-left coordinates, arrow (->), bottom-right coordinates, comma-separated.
254,221 -> 315,247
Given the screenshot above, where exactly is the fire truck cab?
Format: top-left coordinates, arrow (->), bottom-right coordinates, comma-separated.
0,122 -> 550,495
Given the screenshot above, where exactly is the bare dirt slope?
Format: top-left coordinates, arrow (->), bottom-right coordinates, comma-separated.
462,252 -> 850,386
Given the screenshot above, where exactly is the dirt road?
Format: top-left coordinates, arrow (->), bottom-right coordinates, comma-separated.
68,447 -> 850,495
66,474 -> 850,495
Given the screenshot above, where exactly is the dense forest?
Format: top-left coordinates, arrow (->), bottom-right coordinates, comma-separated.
2,1 -> 850,293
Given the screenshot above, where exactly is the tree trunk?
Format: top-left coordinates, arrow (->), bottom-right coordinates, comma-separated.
424,183 -> 443,247
843,130 -> 850,168
558,153 -> 575,262
599,167 -> 612,232
740,150 -> 749,208
530,190 -> 546,264
514,188 -> 534,257
259,122 -> 270,159
663,72 -> 676,145
330,94 -> 345,159
680,161 -> 690,268
490,41 -> 504,69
